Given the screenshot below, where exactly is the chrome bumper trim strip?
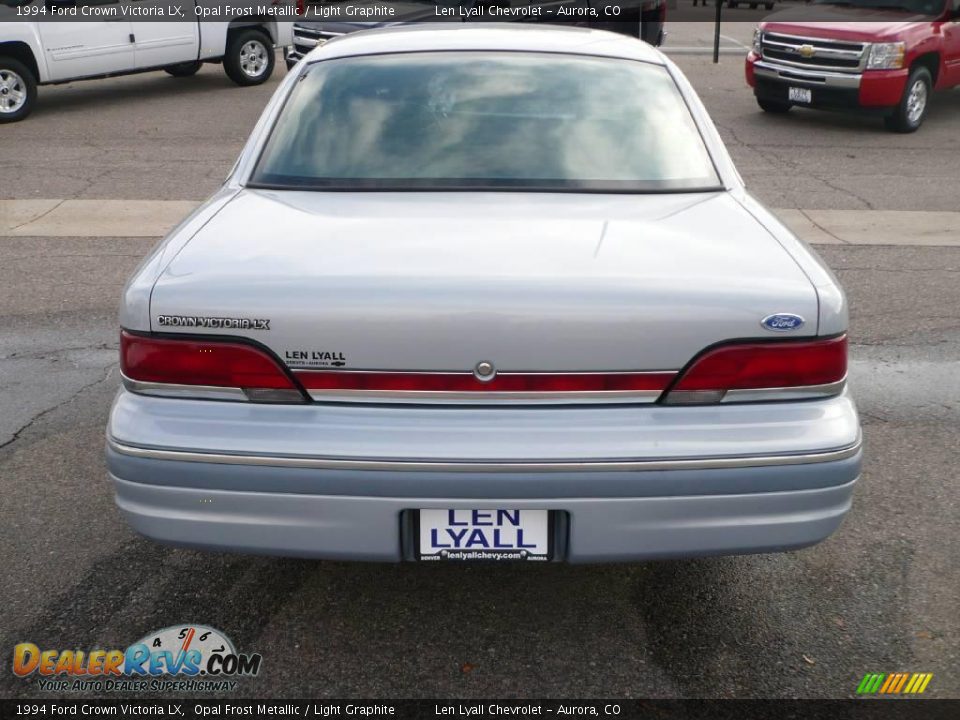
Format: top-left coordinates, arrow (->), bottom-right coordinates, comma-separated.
108,437 -> 862,474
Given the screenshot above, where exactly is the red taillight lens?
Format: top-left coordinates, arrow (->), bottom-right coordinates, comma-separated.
296,0 -> 305,15
670,335 -> 847,396
298,371 -> 676,394
121,331 -> 298,391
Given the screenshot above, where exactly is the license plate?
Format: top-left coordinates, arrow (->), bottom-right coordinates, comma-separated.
417,509 -> 551,561
789,87 -> 812,104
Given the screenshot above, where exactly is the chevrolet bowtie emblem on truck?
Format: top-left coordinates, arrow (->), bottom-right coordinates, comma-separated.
798,45 -> 817,59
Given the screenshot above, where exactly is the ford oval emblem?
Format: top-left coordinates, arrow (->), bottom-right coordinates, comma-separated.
761,313 -> 805,332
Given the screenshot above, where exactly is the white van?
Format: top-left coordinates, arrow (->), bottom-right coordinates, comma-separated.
0,0 -> 294,122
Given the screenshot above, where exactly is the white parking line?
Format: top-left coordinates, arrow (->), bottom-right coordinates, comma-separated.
0,199 -> 199,238
775,209 -> 960,247
719,34 -> 751,50
1,200 -> 959,246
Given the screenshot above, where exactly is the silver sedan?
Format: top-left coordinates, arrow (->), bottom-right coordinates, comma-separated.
108,25 -> 861,563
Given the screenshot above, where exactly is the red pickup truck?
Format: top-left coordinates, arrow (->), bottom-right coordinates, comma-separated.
746,0 -> 960,132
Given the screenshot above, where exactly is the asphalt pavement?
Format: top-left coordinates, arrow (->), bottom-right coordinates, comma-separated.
0,37 -> 958,699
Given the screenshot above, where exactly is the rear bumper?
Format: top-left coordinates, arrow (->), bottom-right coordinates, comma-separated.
111,472 -> 858,563
107,388 -> 861,562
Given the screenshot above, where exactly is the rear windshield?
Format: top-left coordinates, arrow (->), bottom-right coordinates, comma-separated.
250,51 -> 722,193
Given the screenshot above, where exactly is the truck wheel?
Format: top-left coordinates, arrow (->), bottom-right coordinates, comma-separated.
0,57 -> 37,124
224,30 -> 275,87
165,61 -> 203,78
885,66 -> 931,133
757,97 -> 792,114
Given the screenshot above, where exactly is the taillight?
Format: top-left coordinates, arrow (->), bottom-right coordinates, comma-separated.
663,335 -> 847,405
296,0 -> 305,15
120,331 -> 306,403
296,369 -> 676,403
298,371 -> 675,394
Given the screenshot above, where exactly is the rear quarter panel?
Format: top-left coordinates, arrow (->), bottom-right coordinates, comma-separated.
736,195 -> 849,337
120,187 -> 239,332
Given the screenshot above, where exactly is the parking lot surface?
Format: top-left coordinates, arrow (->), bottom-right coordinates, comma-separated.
1,37 -> 958,698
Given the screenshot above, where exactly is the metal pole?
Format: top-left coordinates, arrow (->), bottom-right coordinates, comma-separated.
714,0 -> 722,64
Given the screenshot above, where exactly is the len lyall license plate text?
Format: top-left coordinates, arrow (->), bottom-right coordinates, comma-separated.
419,509 -> 550,561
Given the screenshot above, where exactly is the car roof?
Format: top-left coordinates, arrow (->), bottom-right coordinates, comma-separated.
304,24 -> 666,66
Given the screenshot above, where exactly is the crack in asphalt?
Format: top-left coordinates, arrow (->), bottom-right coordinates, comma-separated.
1,342 -> 114,361
799,209 -> 848,244
5,199 -> 67,234
715,119 -> 880,210
0,362 -> 116,452
805,170 -> 876,211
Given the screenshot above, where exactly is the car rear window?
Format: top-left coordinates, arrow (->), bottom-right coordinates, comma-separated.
250,51 -> 722,193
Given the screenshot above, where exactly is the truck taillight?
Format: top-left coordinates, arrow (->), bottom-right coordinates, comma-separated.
296,0 -> 305,15
120,331 -> 306,403
663,335 -> 847,405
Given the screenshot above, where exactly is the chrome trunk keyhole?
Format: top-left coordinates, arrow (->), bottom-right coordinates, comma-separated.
474,361 -> 496,382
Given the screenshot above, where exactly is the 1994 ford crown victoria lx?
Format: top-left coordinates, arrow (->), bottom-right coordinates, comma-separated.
108,25 -> 862,563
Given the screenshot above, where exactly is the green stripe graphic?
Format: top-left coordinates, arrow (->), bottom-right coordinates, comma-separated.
857,673 -> 886,694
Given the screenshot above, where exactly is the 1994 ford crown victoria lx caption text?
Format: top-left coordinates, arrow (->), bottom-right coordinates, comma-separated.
108,25 -> 862,563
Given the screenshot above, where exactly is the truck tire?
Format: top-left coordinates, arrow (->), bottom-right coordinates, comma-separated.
165,61 -> 203,78
224,29 -> 275,87
757,97 -> 792,114
0,57 -> 37,124
885,66 -> 931,133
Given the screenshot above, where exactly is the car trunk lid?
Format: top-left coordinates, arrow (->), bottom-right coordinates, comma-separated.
149,189 -> 818,396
